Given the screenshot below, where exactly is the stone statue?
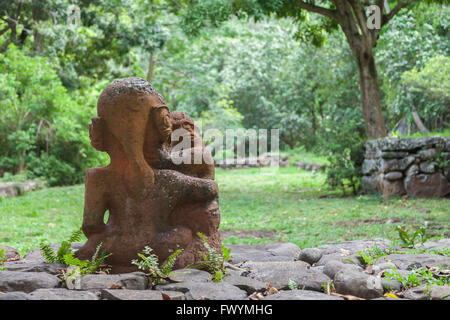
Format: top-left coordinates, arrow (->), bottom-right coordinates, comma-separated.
75,77 -> 222,273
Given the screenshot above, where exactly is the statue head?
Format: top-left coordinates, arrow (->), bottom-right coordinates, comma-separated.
89,77 -> 171,167
169,111 -> 200,148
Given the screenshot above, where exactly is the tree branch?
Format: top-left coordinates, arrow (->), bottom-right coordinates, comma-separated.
382,0 -> 419,27
296,0 -> 341,23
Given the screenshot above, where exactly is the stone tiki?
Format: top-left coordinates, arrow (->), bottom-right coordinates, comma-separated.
75,77 -> 221,273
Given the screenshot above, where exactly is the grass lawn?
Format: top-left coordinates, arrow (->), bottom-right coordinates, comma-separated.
0,167 -> 449,257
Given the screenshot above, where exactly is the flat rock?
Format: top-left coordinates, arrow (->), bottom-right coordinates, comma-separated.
160,290 -> 185,300
223,274 -> 267,294
5,261 -> 65,275
401,284 -> 450,300
30,288 -> 99,300
225,243 -> 301,264
80,272 -> 149,290
0,291 -> 35,300
263,290 -> 343,300
404,173 -> 450,198
323,260 -> 364,279
384,171 -> 403,181
170,268 -> 212,282
101,289 -> 163,300
334,270 -> 383,299
0,246 -> 20,260
154,281 -> 248,300
298,248 -> 322,265
416,239 -> 450,251
315,239 -> 392,256
315,253 -> 364,267
376,254 -> 450,270
0,271 -> 61,293
240,261 -> 330,291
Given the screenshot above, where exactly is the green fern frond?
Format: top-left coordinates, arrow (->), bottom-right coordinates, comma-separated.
68,228 -> 83,243
40,243 -> 56,264
161,249 -> 183,275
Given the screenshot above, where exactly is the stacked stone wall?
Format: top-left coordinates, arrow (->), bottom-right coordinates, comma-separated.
361,136 -> 450,198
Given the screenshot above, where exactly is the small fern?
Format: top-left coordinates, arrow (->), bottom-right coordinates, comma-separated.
39,243 -> 57,264
40,228 -> 83,264
131,246 -> 183,285
187,232 -> 228,281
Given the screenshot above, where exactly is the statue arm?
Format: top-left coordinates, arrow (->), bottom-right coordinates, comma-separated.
158,169 -> 218,202
81,169 -> 108,237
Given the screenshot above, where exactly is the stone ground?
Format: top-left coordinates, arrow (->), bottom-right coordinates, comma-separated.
0,239 -> 449,300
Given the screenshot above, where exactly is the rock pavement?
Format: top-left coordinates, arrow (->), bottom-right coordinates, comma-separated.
0,239 -> 449,300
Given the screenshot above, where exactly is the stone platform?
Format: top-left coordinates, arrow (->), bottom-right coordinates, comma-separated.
1,240 -> 449,300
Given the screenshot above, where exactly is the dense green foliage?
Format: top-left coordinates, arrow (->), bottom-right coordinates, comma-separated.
0,1 -> 448,186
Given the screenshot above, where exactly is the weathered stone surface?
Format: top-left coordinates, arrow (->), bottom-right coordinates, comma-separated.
0,271 -> 61,293
160,290 -> 185,300
416,239 -> 450,251
315,253 -> 363,267
298,248 -> 323,265
169,269 -> 212,283
362,159 -> 380,175
5,261 -> 65,275
384,171 -> 403,181
372,262 -> 397,275
240,261 -> 330,291
381,151 -> 409,159
404,173 -> 450,198
418,148 -> 440,161
378,177 -> 406,197
0,291 -> 34,300
263,290 -> 343,300
223,274 -> 267,294
376,254 -> 450,270
381,156 -> 415,173
315,239 -> 393,256
0,181 -> 46,198
30,288 -> 99,300
0,246 -> 20,260
334,270 -> 383,299
155,281 -> 248,300
360,175 -> 380,194
401,285 -> 450,300
101,289 -> 163,300
80,272 -> 149,290
23,243 -> 83,262
419,161 -> 438,174
75,77 -> 222,273
226,243 -> 301,264
322,260 -> 364,279
381,278 -> 402,292
377,137 -> 444,152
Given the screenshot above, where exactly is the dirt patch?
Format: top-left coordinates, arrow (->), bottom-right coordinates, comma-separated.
219,230 -> 283,239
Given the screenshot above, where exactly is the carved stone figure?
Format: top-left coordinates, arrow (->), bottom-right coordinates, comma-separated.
75,77 -> 221,273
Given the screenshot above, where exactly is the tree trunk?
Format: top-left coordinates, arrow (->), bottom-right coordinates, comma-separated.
355,47 -> 387,139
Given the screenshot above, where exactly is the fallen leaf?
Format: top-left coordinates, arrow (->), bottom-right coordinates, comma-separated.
161,293 -> 171,300
109,284 -> 122,289
268,287 -> 279,295
385,293 -> 398,299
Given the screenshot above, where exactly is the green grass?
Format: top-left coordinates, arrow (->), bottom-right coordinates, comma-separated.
1,167 -> 449,257
398,129 -> 450,139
